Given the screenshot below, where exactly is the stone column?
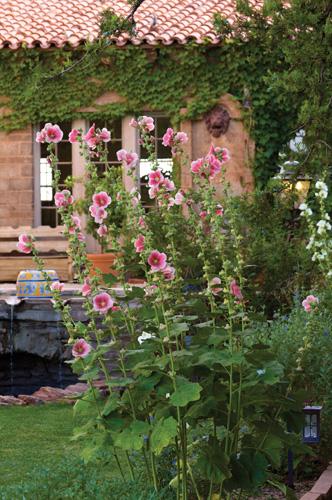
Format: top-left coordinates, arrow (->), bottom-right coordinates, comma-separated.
122,116 -> 139,192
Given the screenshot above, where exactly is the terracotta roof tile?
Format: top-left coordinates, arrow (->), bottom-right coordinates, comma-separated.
0,0 -> 262,50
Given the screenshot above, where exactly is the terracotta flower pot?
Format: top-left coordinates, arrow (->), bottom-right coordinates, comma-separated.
86,253 -> 119,277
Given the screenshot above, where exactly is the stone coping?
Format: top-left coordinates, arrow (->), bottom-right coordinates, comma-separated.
300,463 -> 332,500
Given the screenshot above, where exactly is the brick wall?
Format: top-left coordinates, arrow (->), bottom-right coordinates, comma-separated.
0,126 -> 34,226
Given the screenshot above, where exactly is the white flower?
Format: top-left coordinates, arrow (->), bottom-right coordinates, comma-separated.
257,369 -> 266,376
317,219 -> 331,234
165,393 -> 170,399
328,271 -> 332,277
315,181 -> 328,192
299,203 -> 308,211
138,331 -> 156,344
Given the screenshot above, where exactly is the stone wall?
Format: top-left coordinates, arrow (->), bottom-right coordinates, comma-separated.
0,125 -> 34,226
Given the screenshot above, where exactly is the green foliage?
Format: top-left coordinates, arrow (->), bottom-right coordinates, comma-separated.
0,36 -> 298,185
256,291 -> 332,465
228,0 -> 332,176
230,187 -> 315,315
0,456 -> 175,500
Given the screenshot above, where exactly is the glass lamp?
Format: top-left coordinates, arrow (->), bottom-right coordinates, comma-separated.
303,406 -> 322,444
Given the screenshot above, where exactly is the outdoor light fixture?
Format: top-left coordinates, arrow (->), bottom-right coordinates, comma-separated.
303,405 -> 322,444
275,161 -> 312,205
287,405 -> 322,488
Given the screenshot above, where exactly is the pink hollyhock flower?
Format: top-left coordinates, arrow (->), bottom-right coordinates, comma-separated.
168,197 -> 175,209
230,280 -> 243,300
97,224 -> 108,237
148,250 -> 167,272
93,206 -> 107,224
36,130 -> 46,143
93,292 -> 114,314
134,234 -> 145,253
174,131 -> 188,144
216,147 -> 230,163
129,118 -> 138,128
174,190 -> 185,205
139,116 -> 155,132
162,128 -> 174,147
77,232 -> 85,242
17,234 -> 32,254
163,178 -> 175,191
81,279 -> 92,297
210,277 -> 222,295
162,266 -> 176,281
99,128 -> 111,142
116,149 -> 139,169
131,196 -> 140,207
83,124 -> 98,149
92,191 -> 112,208
302,295 -> 319,312
191,158 -> 205,175
44,123 -> 63,143
112,305 -> 121,312
68,129 -> 79,143
50,281 -> 64,292
54,190 -> 74,208
148,170 -> 164,188
207,154 -> 222,179
69,215 -> 81,234
148,186 -> 159,199
199,210 -> 208,220
138,216 -> 146,228
72,338 -> 92,358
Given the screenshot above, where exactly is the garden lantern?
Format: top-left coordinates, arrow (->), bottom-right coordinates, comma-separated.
303,405 -> 322,444
277,163 -> 312,205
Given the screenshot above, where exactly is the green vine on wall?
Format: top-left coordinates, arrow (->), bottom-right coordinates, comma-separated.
0,37 -> 298,185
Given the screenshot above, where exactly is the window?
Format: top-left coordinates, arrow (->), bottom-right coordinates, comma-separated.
139,115 -> 173,208
89,119 -> 122,174
39,121 -> 72,227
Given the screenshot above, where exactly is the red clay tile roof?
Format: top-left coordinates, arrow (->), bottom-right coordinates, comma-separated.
0,0 -> 262,50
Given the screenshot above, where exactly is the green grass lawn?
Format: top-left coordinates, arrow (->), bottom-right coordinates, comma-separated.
0,404 -> 81,487
0,404 -> 173,500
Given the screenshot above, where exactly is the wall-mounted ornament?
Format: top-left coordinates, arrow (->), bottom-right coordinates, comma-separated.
204,105 -> 231,137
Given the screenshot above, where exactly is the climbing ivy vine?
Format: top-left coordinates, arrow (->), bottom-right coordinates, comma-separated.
0,35 -> 298,185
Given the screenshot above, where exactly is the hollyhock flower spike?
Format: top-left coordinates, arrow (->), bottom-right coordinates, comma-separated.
230,279 -> 243,300
191,158 -> 205,175
17,234 -> 32,254
36,123 -> 63,144
116,149 -> 139,169
92,192 -> 112,208
148,250 -> 167,272
302,294 -> 319,313
72,338 -> 92,358
50,281 -> 64,292
68,129 -> 79,143
93,292 -> 114,314
134,235 -> 145,253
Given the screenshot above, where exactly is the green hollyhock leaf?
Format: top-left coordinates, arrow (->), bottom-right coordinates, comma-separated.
102,393 -> 120,417
170,377 -> 202,407
150,417 -> 178,455
114,420 -> 150,451
197,439 -> 231,482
